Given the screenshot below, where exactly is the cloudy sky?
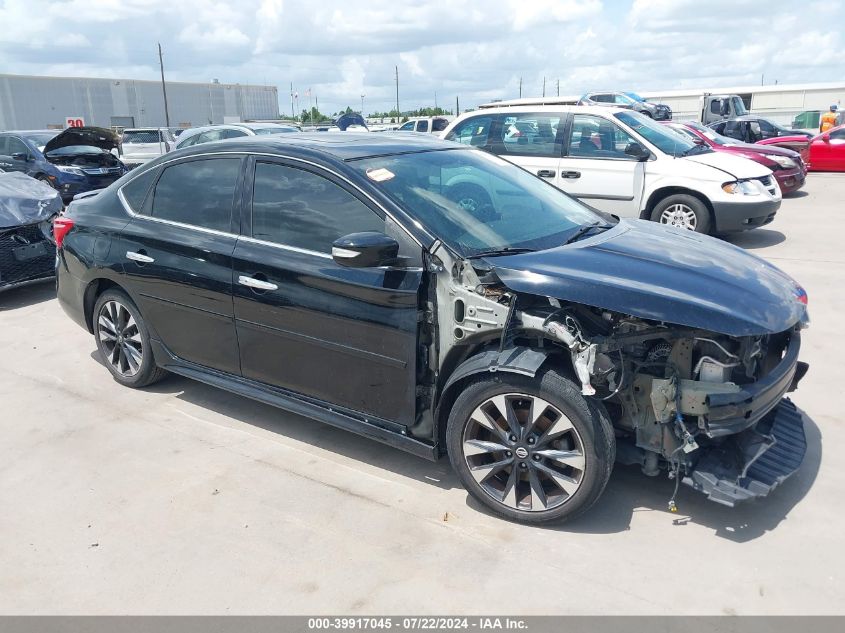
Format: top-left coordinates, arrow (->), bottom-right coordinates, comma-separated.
0,0 -> 840,115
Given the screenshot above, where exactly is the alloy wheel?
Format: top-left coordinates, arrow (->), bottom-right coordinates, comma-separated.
659,203 -> 697,230
461,393 -> 586,512
456,196 -> 480,213
97,300 -> 143,377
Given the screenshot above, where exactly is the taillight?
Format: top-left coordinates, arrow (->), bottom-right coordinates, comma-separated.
53,216 -> 75,248
796,287 -> 808,305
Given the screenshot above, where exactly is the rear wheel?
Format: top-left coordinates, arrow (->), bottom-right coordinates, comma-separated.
93,289 -> 167,388
446,183 -> 494,220
650,193 -> 711,234
446,370 -> 615,524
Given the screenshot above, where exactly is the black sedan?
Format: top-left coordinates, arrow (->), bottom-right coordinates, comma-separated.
54,134 -> 810,523
709,116 -> 814,143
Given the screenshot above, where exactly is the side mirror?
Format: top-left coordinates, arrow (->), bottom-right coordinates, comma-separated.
11,152 -> 29,162
822,133 -> 831,143
624,142 -> 651,161
332,232 -> 400,268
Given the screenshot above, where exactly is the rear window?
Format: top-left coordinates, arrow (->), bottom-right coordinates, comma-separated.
253,127 -> 297,135
121,168 -> 158,213
123,130 -> 162,144
150,158 -> 241,232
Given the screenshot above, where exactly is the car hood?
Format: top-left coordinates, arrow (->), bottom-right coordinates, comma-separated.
681,150 -> 771,179
718,140 -> 799,159
43,126 -> 121,154
0,172 -> 63,229
488,219 -> 807,337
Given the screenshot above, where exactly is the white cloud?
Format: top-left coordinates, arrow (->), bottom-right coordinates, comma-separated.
0,0 -> 841,116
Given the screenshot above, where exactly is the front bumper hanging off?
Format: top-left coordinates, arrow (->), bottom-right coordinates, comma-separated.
683,398 -> 806,506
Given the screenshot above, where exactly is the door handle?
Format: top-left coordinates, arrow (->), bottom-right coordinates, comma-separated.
536,169 -> 556,178
561,171 -> 581,179
238,275 -> 278,291
126,251 -> 155,263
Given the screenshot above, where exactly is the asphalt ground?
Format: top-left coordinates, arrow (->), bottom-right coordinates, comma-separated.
1,174 -> 842,614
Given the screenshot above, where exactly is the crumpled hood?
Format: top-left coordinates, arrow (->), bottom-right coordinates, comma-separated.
44,126 -> 121,154
489,219 -> 807,337
682,151 -> 772,180
0,172 -> 63,229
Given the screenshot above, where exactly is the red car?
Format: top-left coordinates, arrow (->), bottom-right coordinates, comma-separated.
808,125 -> 845,172
664,121 -> 807,194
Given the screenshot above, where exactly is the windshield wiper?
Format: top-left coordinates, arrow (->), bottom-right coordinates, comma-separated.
562,221 -> 611,246
465,247 -> 535,259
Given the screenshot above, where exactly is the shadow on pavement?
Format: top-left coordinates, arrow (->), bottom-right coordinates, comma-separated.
725,229 -> 786,250
87,343 -> 820,538
784,190 -> 809,199
0,279 -> 55,311
87,352 -> 458,491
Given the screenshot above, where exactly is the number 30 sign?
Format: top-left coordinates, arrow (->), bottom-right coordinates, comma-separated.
65,117 -> 85,128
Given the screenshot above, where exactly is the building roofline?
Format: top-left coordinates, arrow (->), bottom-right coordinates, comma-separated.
0,72 -> 277,91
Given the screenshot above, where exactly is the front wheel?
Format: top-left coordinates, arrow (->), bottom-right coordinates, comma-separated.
650,194 -> 711,234
446,370 -> 615,524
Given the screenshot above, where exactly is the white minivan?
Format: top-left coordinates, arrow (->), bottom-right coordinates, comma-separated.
440,105 -> 781,234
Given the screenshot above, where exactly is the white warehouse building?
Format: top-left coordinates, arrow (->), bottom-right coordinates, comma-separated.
0,73 -> 281,130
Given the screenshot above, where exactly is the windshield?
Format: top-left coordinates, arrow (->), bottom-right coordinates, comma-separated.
682,121 -> 735,146
615,111 -> 702,157
624,92 -> 644,102
351,149 -> 602,257
122,130 -> 162,144
23,132 -> 59,151
253,127 -> 298,135
731,96 -> 748,116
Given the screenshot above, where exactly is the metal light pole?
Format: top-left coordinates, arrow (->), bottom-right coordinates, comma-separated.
395,66 -> 400,120
361,93 -> 365,116
158,42 -> 171,127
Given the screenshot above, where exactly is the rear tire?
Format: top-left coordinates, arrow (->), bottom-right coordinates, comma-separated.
93,289 -> 167,388
650,193 -> 711,234
446,369 -> 615,524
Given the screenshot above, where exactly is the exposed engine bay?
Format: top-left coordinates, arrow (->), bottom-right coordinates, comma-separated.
46,149 -> 123,170
422,241 -> 809,509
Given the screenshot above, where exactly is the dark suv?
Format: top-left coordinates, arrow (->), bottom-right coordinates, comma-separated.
55,134 -> 810,524
577,92 -> 672,120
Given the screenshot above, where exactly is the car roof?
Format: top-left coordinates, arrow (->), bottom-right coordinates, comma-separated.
468,104 -> 629,115
172,132 -> 465,162
1,129 -> 57,135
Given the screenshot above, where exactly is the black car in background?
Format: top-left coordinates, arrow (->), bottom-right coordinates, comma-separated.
0,127 -> 126,203
55,134 -> 809,523
708,116 -> 814,143
578,91 -> 672,120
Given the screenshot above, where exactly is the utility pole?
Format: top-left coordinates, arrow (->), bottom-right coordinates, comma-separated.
395,66 -> 400,120
519,76 -> 522,98
158,42 -> 171,127
434,91 -> 438,113
456,95 -> 460,116
542,77 -> 546,98
360,93 -> 365,115
290,82 -> 294,119
556,79 -> 560,97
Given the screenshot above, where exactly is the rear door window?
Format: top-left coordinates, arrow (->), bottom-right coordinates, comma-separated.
417,120 -> 429,132
150,158 -> 241,232
121,168 -> 158,213
499,113 -> 563,158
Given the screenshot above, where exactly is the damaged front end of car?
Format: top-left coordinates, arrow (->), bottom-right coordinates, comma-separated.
0,172 -> 63,291
426,229 -> 810,510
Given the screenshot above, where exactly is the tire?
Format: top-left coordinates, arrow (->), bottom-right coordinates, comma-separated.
446,369 -> 615,524
93,289 -> 167,388
650,193 -> 711,234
